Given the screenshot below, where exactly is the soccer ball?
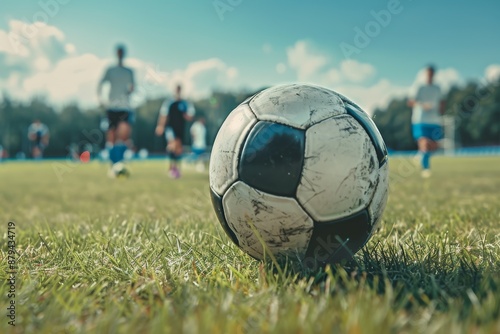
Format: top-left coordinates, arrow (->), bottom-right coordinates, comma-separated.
209,84 -> 388,267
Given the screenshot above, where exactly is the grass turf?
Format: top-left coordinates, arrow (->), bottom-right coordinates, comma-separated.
0,157 -> 499,333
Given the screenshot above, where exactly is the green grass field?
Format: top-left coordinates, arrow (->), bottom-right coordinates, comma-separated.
1,157 -> 499,333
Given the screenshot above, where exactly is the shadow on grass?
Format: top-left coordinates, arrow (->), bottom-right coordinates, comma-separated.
259,241 -> 500,321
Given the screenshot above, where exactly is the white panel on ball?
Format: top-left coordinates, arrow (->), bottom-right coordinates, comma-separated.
223,181 -> 314,260
249,84 -> 346,129
368,162 -> 389,232
209,104 -> 257,196
297,115 -> 379,222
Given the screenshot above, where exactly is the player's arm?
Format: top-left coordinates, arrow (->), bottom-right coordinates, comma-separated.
42,126 -> 50,145
128,69 -> 135,95
184,102 -> 195,122
155,100 -> 169,136
97,69 -> 109,106
439,100 -> 446,115
27,125 -> 35,140
407,87 -> 422,108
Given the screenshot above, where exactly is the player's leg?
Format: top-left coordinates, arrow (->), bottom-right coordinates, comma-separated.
32,145 -> 41,159
109,113 -> 130,163
422,125 -> 442,177
110,115 -> 132,177
418,137 -> 431,174
193,148 -> 205,172
169,138 -> 183,178
106,111 -> 129,178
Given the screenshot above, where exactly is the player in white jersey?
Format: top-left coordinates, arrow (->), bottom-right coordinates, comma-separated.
27,119 -> 49,159
408,65 -> 446,178
190,115 -> 207,172
97,44 -> 135,178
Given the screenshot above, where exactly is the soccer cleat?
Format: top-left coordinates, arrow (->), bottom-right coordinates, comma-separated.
116,166 -> 130,178
110,162 -> 130,179
169,166 -> 181,179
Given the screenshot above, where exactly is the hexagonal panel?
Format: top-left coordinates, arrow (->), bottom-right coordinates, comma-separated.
210,187 -> 239,246
209,104 -> 257,196
223,181 -> 314,260
344,101 -> 388,167
249,84 -> 346,129
239,121 -> 305,197
303,209 -> 372,266
368,162 -> 389,232
297,115 -> 379,222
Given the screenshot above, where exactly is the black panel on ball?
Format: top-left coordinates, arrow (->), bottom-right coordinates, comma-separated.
210,188 -> 239,246
239,121 -> 305,197
303,210 -> 371,267
344,102 -> 388,167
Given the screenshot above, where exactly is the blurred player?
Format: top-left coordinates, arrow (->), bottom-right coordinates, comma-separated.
155,85 -> 195,178
408,65 -> 445,178
97,44 -> 135,178
27,119 -> 49,159
190,115 -> 207,172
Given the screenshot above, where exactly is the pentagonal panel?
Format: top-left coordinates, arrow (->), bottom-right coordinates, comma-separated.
239,121 -> 305,197
223,181 -> 314,260
249,84 -> 346,129
209,104 -> 257,196
303,209 -> 372,266
343,101 -> 388,167
368,162 -> 389,232
297,115 -> 379,222
210,187 -> 239,246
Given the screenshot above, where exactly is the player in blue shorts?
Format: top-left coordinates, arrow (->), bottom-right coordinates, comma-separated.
408,65 -> 446,178
97,44 -> 135,178
155,85 -> 195,178
27,119 -> 50,159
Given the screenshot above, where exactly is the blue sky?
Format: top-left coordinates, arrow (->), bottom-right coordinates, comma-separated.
1,0 -> 499,112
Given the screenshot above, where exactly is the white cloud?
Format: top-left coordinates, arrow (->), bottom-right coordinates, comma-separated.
164,58 -> 239,98
339,59 -> 376,83
286,40 -> 375,85
324,68 -> 342,85
335,79 -> 409,114
276,63 -> 287,74
0,19 -> 239,107
485,64 -> 500,82
287,40 -> 328,81
22,53 -> 109,105
283,41 -> 466,115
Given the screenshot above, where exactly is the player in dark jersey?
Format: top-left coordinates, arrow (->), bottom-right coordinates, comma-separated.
155,85 -> 195,178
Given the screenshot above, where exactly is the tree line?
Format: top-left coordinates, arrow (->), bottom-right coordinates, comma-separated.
0,90 -> 256,158
0,78 -> 499,158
